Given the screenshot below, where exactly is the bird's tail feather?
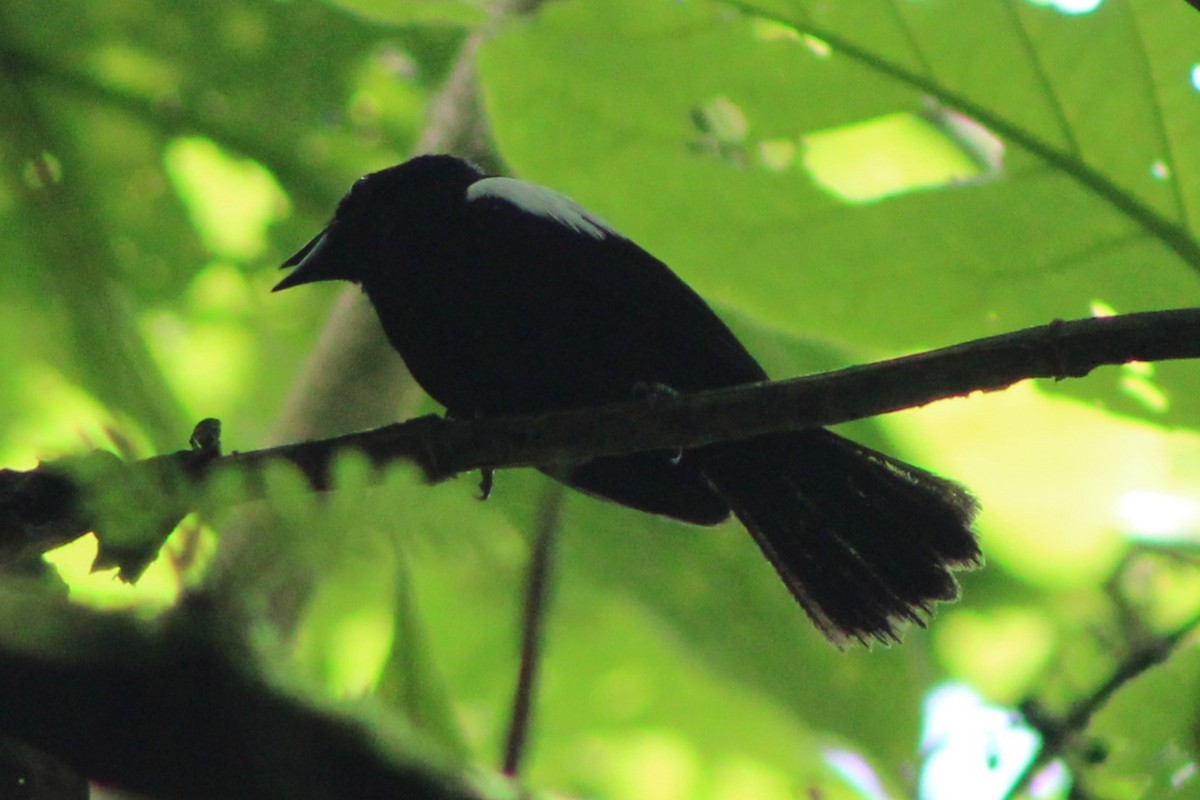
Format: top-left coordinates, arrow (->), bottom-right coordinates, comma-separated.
696,429 -> 980,645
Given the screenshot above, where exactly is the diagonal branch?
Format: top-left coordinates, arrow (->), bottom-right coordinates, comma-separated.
0,587 -> 491,800
221,306 -> 1200,485
2,308 -> 1199,574
1004,606 -> 1200,800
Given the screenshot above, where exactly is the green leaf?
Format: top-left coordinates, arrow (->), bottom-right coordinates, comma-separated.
321,0 -> 487,27
478,0 -> 1200,426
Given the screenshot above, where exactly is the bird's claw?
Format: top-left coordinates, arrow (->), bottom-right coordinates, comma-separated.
189,418 -> 222,456
632,381 -> 680,405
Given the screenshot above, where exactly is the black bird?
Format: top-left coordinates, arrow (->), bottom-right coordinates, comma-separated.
274,154 -> 980,645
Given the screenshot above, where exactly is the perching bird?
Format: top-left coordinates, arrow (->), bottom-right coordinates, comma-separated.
274,154 -> 980,645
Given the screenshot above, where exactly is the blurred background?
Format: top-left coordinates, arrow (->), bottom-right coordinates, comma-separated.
2,0 -> 1200,798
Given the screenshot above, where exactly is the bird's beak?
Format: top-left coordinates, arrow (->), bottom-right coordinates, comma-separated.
273,226 -> 349,292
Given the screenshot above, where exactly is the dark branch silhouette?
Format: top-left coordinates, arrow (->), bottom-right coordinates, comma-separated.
0,587 -> 490,800
1003,606 -> 1200,800
2,308 -> 1199,577
501,483 -> 564,777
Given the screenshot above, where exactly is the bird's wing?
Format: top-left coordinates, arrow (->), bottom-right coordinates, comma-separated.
464,177 -> 767,392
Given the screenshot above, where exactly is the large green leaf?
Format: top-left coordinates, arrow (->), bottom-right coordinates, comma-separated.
323,0 -> 487,27
478,0 -> 1200,426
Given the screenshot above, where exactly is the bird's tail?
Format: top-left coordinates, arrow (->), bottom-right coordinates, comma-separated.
695,429 -> 981,645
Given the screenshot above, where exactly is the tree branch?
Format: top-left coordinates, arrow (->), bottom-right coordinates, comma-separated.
501,482 -> 564,777
2,308 -> 1198,575
0,586 -> 491,800
197,306 -> 1200,487
1004,607 -> 1200,800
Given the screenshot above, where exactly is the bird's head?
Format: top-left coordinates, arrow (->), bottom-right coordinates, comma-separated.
273,154 -> 486,292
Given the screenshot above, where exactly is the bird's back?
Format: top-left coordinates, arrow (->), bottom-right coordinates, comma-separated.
362,181 -> 766,420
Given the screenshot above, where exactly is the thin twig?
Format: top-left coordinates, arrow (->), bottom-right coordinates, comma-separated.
1003,608 -> 1200,800
501,482 -> 564,777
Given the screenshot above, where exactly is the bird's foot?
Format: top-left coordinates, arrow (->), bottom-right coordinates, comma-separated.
632,381 -> 680,404
631,383 -> 684,464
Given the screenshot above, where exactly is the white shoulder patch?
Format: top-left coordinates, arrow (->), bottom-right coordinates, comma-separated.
467,177 -> 614,240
